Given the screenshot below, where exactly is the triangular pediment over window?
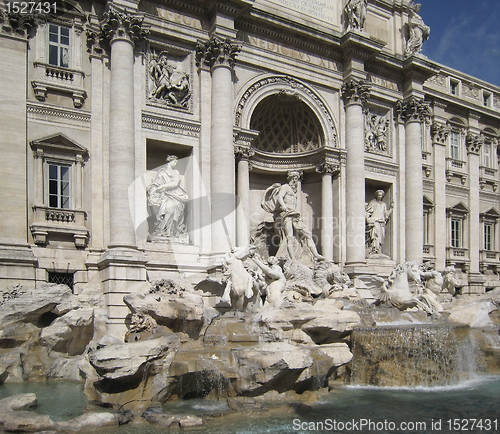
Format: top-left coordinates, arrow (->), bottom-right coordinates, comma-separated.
447,202 -> 470,217
481,207 -> 500,220
30,133 -> 89,159
423,195 -> 435,208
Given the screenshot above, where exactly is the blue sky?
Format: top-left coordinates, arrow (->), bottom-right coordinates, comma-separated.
419,0 -> 500,88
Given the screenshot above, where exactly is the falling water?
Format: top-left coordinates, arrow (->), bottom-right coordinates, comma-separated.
350,324 -> 477,387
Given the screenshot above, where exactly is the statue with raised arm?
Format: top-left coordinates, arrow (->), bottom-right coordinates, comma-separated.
147,155 -> 189,241
345,0 -> 367,30
365,190 -> 394,256
261,171 -> 324,263
405,1 -> 430,57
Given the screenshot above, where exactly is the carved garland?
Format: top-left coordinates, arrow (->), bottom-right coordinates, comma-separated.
235,76 -> 338,146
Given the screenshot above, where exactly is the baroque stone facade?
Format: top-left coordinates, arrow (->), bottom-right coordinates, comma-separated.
0,0 -> 499,335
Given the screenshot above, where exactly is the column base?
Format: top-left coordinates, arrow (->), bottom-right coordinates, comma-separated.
464,273 -> 486,295
0,243 -> 37,290
366,256 -> 397,278
343,262 -> 368,278
98,247 -> 149,338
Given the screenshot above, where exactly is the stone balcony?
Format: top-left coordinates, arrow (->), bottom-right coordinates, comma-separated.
31,62 -> 87,108
446,246 -> 470,271
445,158 -> 468,185
480,250 -> 500,273
30,205 -> 89,248
479,166 -> 499,191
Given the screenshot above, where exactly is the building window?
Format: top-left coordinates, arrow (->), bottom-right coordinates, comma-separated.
48,24 -> 70,68
450,81 -> 458,96
484,223 -> 493,251
483,92 -> 491,107
482,142 -> 493,168
450,131 -> 461,160
48,163 -> 71,209
451,218 -> 462,248
48,272 -> 74,291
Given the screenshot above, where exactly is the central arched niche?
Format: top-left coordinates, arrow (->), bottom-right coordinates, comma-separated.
250,93 -> 324,154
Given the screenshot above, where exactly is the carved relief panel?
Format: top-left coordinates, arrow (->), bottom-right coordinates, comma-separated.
364,108 -> 391,156
146,49 -> 192,110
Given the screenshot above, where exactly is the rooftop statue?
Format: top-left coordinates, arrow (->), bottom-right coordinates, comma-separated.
345,0 -> 367,30
405,1 -> 430,57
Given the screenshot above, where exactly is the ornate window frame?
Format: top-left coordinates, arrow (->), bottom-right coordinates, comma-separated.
30,134 -> 89,248
480,208 -> 500,271
31,16 -> 87,108
446,202 -> 470,270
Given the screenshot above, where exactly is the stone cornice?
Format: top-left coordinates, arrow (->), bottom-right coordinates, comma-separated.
340,31 -> 385,62
396,97 -> 431,123
101,4 -> 149,46
341,79 -> 371,106
403,55 -> 440,85
208,0 -> 254,17
196,35 -> 240,69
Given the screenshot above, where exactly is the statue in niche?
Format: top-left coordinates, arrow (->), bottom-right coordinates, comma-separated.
365,190 -> 394,256
364,110 -> 390,154
404,2 -> 430,57
261,171 -> 325,263
345,0 -> 367,30
147,155 -> 189,242
149,52 -> 191,108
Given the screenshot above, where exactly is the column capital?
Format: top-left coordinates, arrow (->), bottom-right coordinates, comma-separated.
396,97 -> 431,124
466,133 -> 484,155
341,78 -> 370,106
196,36 -> 240,70
101,5 -> 148,46
316,162 -> 340,176
234,145 -> 254,160
431,122 -> 450,146
86,15 -> 106,57
0,10 -> 45,39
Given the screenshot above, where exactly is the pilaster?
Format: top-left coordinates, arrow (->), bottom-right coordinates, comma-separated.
465,131 -> 484,291
431,121 -> 450,270
0,9 -> 39,289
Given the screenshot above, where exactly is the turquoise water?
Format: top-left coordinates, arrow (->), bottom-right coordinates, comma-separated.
1,376 -> 500,433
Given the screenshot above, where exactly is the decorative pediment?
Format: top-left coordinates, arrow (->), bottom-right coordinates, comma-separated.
423,195 -> 435,209
30,133 -> 89,159
480,207 -> 500,221
447,202 -> 469,218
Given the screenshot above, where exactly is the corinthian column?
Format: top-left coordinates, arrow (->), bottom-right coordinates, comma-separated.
197,37 -> 240,253
97,6 -> 148,338
102,6 -> 146,249
235,145 -> 254,247
397,97 -> 430,263
317,162 -> 339,261
341,79 -> 370,268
